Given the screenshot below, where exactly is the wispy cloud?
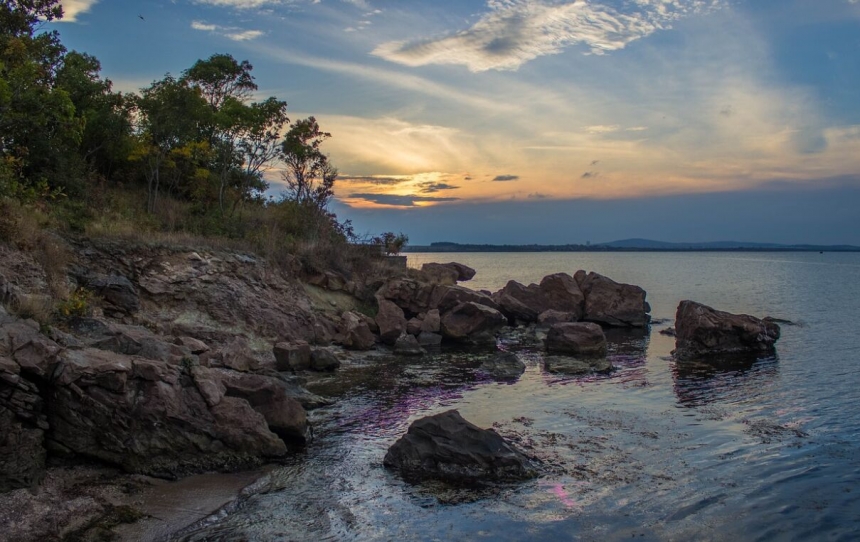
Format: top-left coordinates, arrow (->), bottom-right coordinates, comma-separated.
346,193 -> 459,207
492,174 -> 519,181
192,20 -> 264,41
192,0 -> 290,8
419,182 -> 459,193
374,0 -> 724,72
58,0 -> 99,22
339,175 -> 408,185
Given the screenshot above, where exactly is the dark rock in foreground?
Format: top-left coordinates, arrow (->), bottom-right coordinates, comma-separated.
480,352 -> 526,380
577,271 -> 650,327
440,302 -> 506,345
394,334 -> 425,356
673,300 -> 781,361
545,322 -> 607,357
383,410 -> 538,483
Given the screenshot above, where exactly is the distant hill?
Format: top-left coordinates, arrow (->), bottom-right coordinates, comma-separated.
597,238 -> 860,250
404,239 -> 860,252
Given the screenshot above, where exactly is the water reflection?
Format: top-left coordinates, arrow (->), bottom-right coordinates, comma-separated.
671,355 -> 780,407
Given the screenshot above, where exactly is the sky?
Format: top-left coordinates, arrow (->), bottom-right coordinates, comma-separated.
50,0 -> 860,245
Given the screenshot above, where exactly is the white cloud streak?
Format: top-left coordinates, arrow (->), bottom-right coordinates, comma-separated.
374,0 -> 724,72
191,20 -> 265,41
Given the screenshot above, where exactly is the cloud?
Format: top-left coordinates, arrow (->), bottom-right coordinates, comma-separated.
581,171 -> 599,179
347,193 -> 460,207
586,125 -> 620,134
58,0 -> 99,22
373,0 -> 724,72
492,175 -> 519,181
192,20 -> 265,41
419,182 -> 459,193
339,175 -> 409,185
527,192 -> 548,199
192,0 -> 288,8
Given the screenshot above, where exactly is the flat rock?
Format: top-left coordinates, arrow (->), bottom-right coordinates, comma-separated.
545,322 -> 607,357
481,352 -> 526,380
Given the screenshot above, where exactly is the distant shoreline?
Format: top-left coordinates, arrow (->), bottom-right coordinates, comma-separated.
404,245 -> 860,253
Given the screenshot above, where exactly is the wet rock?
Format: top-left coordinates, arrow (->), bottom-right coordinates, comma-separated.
545,322 -> 607,357
577,272 -> 650,327
544,356 -> 612,375
538,273 -> 586,318
383,410 -> 538,483
310,348 -> 341,371
443,262 -> 477,282
394,334 -> 425,357
481,352 -> 526,379
339,312 -> 376,351
376,300 -> 407,345
376,278 -> 437,314
673,300 -> 781,361
494,281 -> 545,322
406,318 -> 423,336
88,274 -> 140,315
273,341 -> 312,372
417,332 -> 443,347
440,302 -> 507,343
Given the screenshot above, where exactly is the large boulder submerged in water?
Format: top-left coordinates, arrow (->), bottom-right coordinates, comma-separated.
673,300 -> 781,361
383,410 -> 538,483
576,271 -> 650,327
545,322 -> 608,357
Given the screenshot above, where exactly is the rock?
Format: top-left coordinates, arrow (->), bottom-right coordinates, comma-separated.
420,263 -> 459,285
420,309 -> 441,333
443,262 -> 477,282
394,334 -> 424,356
339,312 -> 376,351
376,299 -> 407,345
310,348 -> 341,371
406,317 -> 422,336
659,328 -> 676,337
578,272 -> 650,327
175,336 -> 210,355
440,302 -> 507,343
383,410 -> 538,483
544,356 -> 613,375
273,341 -> 312,372
47,349 -> 287,477
376,278 -> 437,314
545,322 -> 607,357
481,352 -> 526,379
538,273 -> 585,319
493,273 -> 585,324
1,356 -> 47,492
673,300 -> 781,361
68,318 -> 189,364
431,284 -> 499,314
216,370 -> 309,442
88,274 -> 140,315
202,337 -> 260,372
494,281 -> 545,322
417,332 -> 443,347
537,310 -> 578,326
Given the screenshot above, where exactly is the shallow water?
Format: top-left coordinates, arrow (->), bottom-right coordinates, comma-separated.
176,252 -> 860,541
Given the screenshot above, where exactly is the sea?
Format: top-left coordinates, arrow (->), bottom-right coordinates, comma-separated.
177,251 -> 860,541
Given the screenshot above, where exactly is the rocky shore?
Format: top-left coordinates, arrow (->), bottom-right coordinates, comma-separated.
0,238 -> 781,540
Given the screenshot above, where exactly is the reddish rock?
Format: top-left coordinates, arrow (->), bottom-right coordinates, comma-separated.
420,263 -> 459,285
673,300 -> 781,361
431,284 -> 499,313
420,309 -> 441,333
376,299 -> 407,345
545,322 -> 607,357
273,340 -> 312,372
339,312 -> 376,351
578,272 -> 650,327
440,302 -> 507,343
537,310 -> 578,326
538,273 -> 585,319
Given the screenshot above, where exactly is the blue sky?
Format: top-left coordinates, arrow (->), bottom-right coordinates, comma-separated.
52,0 -> 860,244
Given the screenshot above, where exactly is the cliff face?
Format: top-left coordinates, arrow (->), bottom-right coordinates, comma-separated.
0,237 -> 369,493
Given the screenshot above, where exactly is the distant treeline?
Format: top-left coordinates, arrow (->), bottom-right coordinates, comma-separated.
404,242 -> 860,253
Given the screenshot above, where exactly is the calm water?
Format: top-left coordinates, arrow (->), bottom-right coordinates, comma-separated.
178,252 -> 860,541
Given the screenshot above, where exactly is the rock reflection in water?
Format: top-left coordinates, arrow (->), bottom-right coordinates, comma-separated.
671,354 -> 780,407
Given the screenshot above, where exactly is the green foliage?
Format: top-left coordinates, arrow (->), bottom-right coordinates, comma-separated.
280,116 -> 337,210
375,232 -> 409,255
55,287 -> 94,319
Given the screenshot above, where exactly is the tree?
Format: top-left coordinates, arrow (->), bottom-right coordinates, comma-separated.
280,116 -> 337,210
375,232 -> 409,255
182,53 -> 255,110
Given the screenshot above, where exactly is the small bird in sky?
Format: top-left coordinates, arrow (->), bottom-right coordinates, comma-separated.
138,14 -> 145,21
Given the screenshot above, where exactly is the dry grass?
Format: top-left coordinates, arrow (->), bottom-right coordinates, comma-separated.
9,293 -> 54,324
